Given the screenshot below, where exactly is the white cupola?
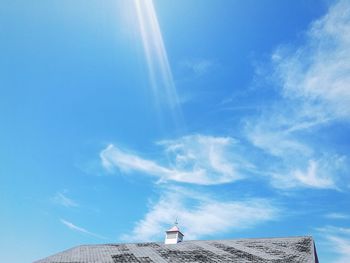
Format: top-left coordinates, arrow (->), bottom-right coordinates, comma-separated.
164,220 -> 184,244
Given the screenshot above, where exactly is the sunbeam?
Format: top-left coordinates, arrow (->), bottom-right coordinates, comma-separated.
134,0 -> 184,128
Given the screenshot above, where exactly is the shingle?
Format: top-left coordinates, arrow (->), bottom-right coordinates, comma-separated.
34,236 -> 318,263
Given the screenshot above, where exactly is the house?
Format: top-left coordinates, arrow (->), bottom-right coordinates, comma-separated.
34,224 -> 319,262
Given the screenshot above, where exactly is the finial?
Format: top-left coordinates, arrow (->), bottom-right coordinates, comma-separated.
174,217 -> 178,226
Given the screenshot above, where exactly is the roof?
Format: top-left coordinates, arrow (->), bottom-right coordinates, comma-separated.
166,225 -> 180,232
34,236 -> 319,263
165,225 -> 184,236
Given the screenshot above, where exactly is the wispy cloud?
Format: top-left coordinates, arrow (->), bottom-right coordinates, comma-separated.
60,219 -> 106,240
325,213 -> 350,220
328,236 -> 350,263
180,58 -> 215,76
100,134 -> 247,185
291,160 -> 335,189
245,116 -> 313,158
244,0 -> 350,190
52,192 -> 79,208
317,226 -> 350,263
272,0 -> 350,121
270,158 -> 344,190
100,131 -> 346,190
121,187 -> 279,242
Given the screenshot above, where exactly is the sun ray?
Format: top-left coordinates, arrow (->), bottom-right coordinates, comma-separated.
133,0 -> 184,129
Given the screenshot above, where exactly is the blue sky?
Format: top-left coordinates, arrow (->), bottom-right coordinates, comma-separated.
1,0 -> 350,262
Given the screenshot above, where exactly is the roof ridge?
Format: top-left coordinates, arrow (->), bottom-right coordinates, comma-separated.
74,235 -> 314,247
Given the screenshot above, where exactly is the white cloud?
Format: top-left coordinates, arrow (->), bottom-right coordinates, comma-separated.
101,131 -> 346,190
329,236 -> 350,263
270,157 -> 345,190
244,0 -> 350,190
325,213 -> 350,220
317,226 -> 350,263
245,116 -> 313,157
60,219 -> 106,240
180,59 -> 215,76
121,187 -> 279,242
100,135 -> 245,185
272,0 -> 350,121
52,192 -> 79,208
290,160 -> 336,189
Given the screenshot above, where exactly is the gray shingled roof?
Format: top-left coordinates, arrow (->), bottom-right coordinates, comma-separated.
34,236 -> 319,263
